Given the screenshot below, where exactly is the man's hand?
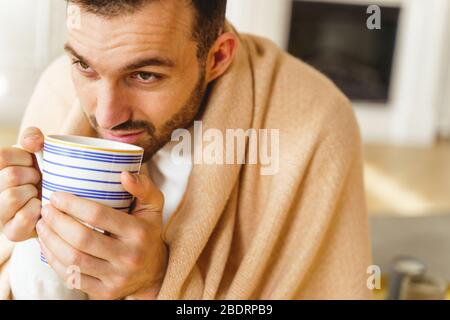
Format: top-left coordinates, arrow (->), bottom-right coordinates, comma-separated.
36,172 -> 168,300
0,127 -> 44,242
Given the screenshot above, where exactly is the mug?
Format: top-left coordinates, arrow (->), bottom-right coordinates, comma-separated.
16,134 -> 144,264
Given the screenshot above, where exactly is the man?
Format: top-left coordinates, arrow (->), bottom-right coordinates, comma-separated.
0,0 -> 372,299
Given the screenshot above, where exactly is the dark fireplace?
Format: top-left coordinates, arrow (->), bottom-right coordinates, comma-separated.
287,0 -> 401,103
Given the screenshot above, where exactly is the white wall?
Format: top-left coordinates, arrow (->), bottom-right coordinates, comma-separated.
436,3 -> 450,139
227,0 -> 292,49
0,0 -> 67,126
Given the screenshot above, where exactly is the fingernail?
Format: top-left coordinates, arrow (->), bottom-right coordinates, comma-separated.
50,193 -> 59,207
41,206 -> 49,220
25,133 -> 39,139
25,133 -> 42,142
126,172 -> 138,183
36,219 -> 44,234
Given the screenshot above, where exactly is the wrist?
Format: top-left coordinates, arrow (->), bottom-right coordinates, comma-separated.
128,243 -> 168,300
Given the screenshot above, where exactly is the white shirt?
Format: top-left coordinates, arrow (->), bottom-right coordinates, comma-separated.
148,140 -> 192,226
9,141 -> 192,300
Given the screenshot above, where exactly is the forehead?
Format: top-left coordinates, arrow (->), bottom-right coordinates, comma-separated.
67,1 -> 196,70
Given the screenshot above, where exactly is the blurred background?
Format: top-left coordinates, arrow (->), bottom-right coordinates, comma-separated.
0,0 -> 449,299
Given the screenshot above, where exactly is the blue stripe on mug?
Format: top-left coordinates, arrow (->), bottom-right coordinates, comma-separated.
43,159 -> 139,174
40,255 -> 48,264
42,187 -> 131,201
42,185 -> 132,200
41,195 -> 131,211
43,180 -> 130,196
42,182 -> 133,200
42,184 -> 132,199
43,169 -> 123,185
45,143 -> 143,160
43,147 -> 142,164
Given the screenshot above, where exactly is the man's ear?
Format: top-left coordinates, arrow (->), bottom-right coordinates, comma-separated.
205,32 -> 238,84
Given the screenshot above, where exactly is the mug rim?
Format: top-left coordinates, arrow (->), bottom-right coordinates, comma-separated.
46,135 -> 144,154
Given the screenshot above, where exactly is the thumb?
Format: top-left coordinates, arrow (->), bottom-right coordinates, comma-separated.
20,127 -> 44,153
121,172 -> 164,214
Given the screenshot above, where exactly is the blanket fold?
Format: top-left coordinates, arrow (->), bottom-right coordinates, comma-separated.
0,22 -> 372,300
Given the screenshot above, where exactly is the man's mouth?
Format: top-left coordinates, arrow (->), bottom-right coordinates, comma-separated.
102,130 -> 145,145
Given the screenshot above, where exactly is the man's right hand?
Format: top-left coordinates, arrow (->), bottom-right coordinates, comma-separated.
0,127 -> 44,242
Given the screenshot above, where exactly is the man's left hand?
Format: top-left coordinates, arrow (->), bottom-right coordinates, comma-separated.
36,172 -> 167,300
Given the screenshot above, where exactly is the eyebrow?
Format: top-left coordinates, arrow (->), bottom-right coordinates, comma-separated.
123,57 -> 175,71
64,43 -> 92,66
64,43 -> 176,72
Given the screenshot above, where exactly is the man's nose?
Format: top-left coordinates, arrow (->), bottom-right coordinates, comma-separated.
95,80 -> 132,130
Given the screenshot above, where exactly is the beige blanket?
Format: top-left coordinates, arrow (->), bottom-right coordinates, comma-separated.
0,23 -> 372,299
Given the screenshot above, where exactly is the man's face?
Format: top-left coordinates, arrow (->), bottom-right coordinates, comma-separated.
66,1 -> 206,161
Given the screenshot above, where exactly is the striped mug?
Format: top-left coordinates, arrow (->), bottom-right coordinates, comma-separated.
33,135 -> 144,264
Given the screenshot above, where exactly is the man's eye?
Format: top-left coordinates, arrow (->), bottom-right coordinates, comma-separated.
133,72 -> 160,83
74,61 -> 93,73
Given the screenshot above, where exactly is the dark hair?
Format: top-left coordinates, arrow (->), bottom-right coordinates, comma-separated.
67,0 -> 227,60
